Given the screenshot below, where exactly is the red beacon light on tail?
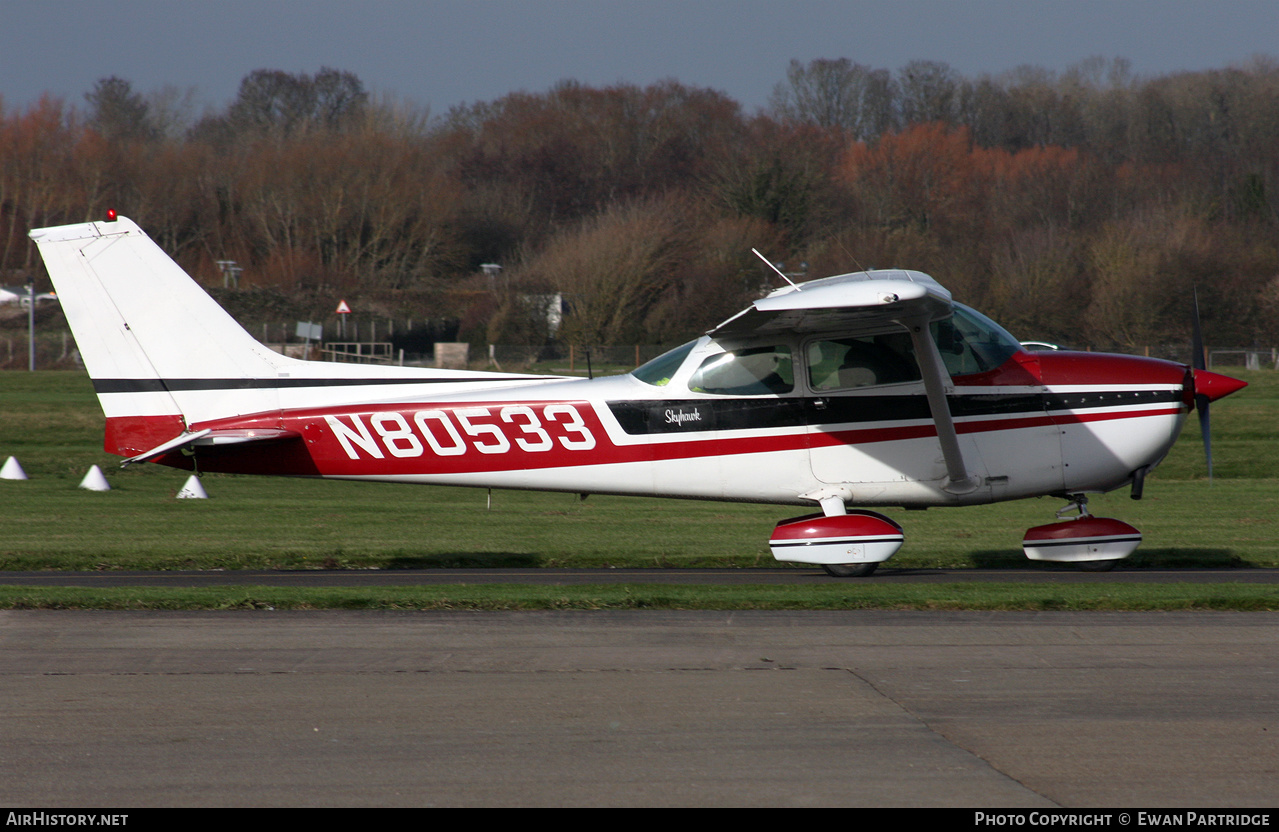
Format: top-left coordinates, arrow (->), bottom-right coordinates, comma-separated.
106,209 -> 117,221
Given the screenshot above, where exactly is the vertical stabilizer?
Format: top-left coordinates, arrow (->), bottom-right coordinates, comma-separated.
30,216 -> 287,453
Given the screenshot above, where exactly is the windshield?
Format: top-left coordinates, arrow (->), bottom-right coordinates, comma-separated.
931,303 -> 1022,376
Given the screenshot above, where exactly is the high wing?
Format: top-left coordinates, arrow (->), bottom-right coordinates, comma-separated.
709,269 -> 978,495
707,269 -> 953,340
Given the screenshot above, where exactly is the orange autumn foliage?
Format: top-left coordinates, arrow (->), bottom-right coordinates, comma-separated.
841,123 -> 1088,234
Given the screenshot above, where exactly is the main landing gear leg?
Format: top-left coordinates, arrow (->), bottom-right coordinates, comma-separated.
818,496 -> 879,578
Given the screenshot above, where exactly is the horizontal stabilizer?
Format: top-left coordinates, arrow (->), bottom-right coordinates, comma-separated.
122,428 -> 300,467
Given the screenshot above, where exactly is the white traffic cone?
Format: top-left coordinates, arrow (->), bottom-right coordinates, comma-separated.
0,456 -> 27,480
79,464 -> 111,491
176,475 -> 208,499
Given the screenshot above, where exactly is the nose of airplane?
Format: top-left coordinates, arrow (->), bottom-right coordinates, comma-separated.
1192,369 -> 1248,404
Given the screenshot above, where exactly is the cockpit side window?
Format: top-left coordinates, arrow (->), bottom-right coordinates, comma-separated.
931,303 -> 1022,377
807,333 -> 921,391
689,345 -> 794,396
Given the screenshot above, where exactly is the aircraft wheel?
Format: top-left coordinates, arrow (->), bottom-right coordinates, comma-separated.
1077,560 -> 1119,572
822,562 -> 879,578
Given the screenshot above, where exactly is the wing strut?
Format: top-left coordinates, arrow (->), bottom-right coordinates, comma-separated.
902,315 -> 979,495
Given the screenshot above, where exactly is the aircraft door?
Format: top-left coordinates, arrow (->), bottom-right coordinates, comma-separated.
802,323 -> 1066,503
804,333 -> 961,495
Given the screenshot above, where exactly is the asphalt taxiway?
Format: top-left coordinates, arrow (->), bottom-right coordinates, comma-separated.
2,609 -> 1275,807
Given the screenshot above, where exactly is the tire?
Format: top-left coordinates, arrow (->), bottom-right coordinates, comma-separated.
822,562 -> 879,578
1077,559 -> 1119,572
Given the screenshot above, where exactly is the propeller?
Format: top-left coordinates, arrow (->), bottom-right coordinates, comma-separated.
1191,289 -> 1212,479
1190,289 -> 1249,480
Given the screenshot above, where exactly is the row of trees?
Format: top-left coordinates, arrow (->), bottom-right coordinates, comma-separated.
2,58 -> 1278,354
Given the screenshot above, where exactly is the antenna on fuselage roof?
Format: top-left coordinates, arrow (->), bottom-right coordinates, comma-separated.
835,239 -> 871,275
751,248 -> 802,291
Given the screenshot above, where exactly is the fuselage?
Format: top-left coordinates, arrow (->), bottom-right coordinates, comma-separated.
142,344 -> 1191,511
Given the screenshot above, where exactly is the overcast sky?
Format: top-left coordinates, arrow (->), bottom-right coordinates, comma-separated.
4,0 -> 1278,118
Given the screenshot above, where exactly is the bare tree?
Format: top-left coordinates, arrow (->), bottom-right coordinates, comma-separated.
898,60 -> 960,126
220,67 -> 368,138
519,198 -> 689,346
85,76 -> 156,142
769,58 -> 896,139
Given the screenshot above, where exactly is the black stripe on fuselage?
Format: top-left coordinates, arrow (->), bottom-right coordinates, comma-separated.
608,390 -> 1182,435
92,377 -> 560,394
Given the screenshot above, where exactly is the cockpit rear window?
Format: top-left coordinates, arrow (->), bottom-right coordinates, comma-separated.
689,345 -> 794,396
631,340 -> 697,387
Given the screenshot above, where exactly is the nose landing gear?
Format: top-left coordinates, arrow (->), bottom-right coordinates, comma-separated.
1022,495 -> 1142,571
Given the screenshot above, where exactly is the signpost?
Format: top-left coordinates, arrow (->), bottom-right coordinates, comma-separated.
27,277 -> 34,371
295,321 -> 322,360
336,299 -> 351,339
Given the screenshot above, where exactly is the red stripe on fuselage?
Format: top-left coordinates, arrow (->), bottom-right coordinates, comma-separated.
177,394 -> 1185,477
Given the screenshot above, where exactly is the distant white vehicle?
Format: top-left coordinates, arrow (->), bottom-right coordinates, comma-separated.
0,287 -> 57,307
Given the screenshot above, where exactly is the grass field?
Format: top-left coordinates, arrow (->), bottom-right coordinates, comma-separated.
1,369 -> 1276,609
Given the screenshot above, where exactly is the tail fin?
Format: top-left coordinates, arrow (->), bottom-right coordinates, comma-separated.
30,216 -> 288,454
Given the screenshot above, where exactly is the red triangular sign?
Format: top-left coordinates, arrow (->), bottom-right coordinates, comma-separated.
335,300 -> 352,314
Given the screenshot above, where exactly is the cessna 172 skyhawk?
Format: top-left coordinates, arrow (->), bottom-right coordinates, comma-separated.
30,215 -> 1247,576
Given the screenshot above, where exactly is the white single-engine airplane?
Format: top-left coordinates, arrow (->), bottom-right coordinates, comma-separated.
31,215 -> 1247,576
